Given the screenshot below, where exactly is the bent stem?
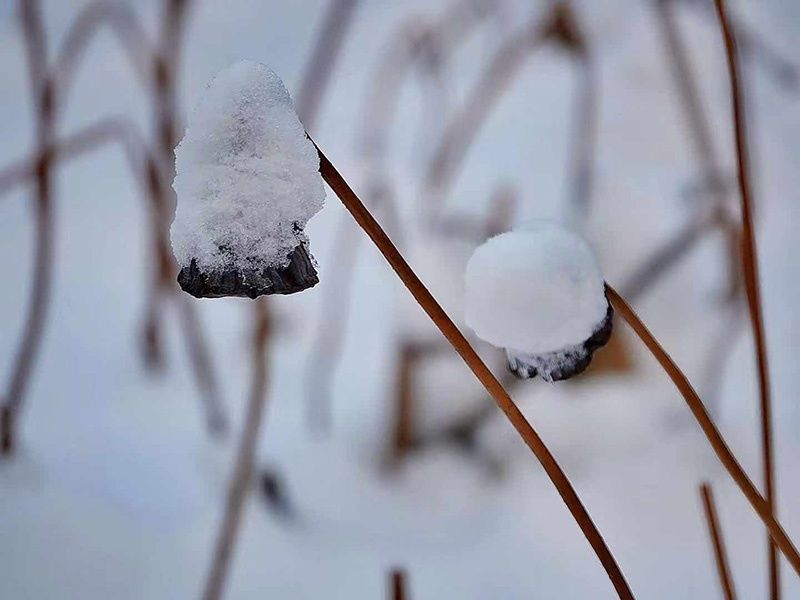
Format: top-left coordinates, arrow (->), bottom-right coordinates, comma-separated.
700,482 -> 738,600
605,284 -> 800,575
314,140 -> 635,600
712,0 -> 779,595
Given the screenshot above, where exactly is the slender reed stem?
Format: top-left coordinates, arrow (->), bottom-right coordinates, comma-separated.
315,140 -> 635,600
390,568 -> 408,600
605,284 -> 800,575
711,1 -> 779,596
699,482 -> 737,600
201,303 -> 271,600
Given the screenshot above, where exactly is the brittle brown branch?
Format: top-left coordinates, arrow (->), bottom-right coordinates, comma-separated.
606,284 -> 799,576
317,141 -> 635,600
711,0 -> 779,595
699,482 -> 738,600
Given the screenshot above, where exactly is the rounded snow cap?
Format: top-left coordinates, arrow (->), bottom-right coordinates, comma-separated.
464,220 -> 612,382
171,60 -> 325,298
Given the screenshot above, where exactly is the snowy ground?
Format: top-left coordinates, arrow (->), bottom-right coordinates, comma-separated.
1,1 -> 799,598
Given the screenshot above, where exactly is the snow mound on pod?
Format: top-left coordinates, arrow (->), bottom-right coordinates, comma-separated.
464,221 -> 609,381
170,60 -> 325,274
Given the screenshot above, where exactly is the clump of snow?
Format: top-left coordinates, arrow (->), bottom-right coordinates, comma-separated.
170,60 -> 325,274
464,221 -> 610,381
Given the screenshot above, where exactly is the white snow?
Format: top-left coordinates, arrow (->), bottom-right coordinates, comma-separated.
464,221 -> 608,356
170,60 -> 325,273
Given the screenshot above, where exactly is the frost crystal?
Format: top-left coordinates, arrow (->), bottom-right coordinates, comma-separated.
170,60 -> 325,298
464,221 -> 611,381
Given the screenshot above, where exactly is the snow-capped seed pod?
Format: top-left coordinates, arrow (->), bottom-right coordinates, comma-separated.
170,60 -> 325,299
464,221 -> 612,382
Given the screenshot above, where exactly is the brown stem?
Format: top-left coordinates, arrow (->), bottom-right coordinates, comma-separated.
700,483 -> 738,600
711,1 -> 779,596
201,302 -> 271,600
390,568 -> 408,600
316,141 -> 635,600
606,284 -> 800,575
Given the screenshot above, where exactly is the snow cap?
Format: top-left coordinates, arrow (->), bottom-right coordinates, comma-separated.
464,220 -> 611,381
171,60 -> 325,298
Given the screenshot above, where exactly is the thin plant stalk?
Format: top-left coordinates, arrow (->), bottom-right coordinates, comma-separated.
605,284 -> 800,575
711,0 -> 779,596
700,482 -> 738,600
200,303 -> 271,600
315,140 -> 635,600
390,568 -> 408,600
3,0 -> 55,455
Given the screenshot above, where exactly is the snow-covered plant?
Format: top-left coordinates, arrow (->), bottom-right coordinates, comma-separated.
171,60 -> 325,298
464,221 -> 611,382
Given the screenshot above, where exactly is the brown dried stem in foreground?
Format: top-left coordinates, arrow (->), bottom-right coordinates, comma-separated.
316,141 -> 635,600
606,285 -> 800,576
712,0 -> 779,595
699,483 -> 738,600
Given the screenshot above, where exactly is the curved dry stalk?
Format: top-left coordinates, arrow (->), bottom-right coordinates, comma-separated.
699,482 -> 738,600
606,285 -> 800,576
712,0 -> 779,595
201,302 -> 271,600
2,0 -> 55,456
55,0 -> 152,98
316,141 -> 635,600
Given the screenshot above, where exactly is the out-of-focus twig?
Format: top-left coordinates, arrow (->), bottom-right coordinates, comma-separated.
699,482 -> 738,600
606,284 -> 799,576
201,302 -> 271,600
2,0 -> 55,455
0,117 -> 150,198
676,0 -> 798,91
390,568 -> 408,600
711,1 -> 779,595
